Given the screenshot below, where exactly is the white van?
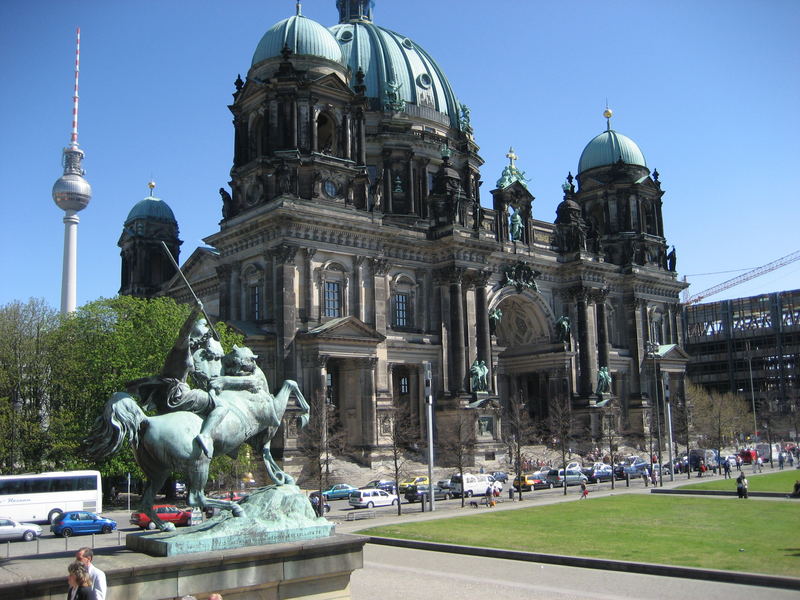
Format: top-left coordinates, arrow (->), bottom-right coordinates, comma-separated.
451,473 -> 501,498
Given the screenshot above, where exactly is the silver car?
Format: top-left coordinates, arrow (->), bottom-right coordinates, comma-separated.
0,517 -> 43,542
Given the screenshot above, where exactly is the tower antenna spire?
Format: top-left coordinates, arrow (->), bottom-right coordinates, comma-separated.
71,27 -> 81,147
52,26 -> 92,314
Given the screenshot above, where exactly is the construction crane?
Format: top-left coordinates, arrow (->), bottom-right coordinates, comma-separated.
682,249 -> 800,305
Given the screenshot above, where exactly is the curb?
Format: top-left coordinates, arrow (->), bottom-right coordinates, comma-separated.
365,536 -> 800,591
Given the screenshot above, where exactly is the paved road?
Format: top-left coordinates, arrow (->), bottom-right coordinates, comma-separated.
351,544 -> 798,600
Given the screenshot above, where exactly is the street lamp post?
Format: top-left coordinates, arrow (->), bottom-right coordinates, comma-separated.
646,341 -> 665,486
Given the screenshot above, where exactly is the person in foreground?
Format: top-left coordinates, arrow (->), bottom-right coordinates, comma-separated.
67,562 -> 96,600
75,547 -> 106,600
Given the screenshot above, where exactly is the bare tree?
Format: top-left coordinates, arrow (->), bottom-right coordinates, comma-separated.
685,380 -> 748,469
439,411 -> 476,507
500,399 -> 536,500
549,393 -> 573,496
385,407 -> 417,515
596,409 -> 623,490
297,390 -> 347,514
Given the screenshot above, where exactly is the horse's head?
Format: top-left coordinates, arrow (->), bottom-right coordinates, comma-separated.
222,344 -> 259,376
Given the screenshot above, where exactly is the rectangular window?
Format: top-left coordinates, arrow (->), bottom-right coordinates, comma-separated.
324,281 -> 341,318
394,293 -> 409,327
400,376 -> 409,395
250,284 -> 261,320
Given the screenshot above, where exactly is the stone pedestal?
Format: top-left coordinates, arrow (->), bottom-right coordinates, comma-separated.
0,534 -> 366,600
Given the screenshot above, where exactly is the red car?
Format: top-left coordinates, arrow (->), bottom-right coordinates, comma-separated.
130,505 -> 192,530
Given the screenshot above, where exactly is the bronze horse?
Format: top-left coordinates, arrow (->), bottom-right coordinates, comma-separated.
86,378 -> 308,531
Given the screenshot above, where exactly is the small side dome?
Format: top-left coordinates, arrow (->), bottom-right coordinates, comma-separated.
578,129 -> 647,174
125,194 -> 176,224
252,15 -> 345,66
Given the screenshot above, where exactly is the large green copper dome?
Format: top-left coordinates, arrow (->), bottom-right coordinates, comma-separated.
252,14 -> 345,66
329,5 -> 460,128
125,195 -> 176,224
578,129 -> 647,174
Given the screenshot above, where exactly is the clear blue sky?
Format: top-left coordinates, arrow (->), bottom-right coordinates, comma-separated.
2,0 -> 799,309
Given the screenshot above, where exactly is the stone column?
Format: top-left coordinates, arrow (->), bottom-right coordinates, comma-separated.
291,96 -> 298,149
406,151 -> 415,215
576,288 -> 592,397
273,244 -> 298,382
343,112 -> 352,160
419,158 -> 430,218
230,262 -> 242,320
354,256 -> 365,322
372,258 -> 390,334
311,106 -> 319,153
215,264 -> 232,321
383,155 -> 393,213
355,357 -> 377,450
474,270 -> 492,391
357,108 -> 367,166
303,248 -> 316,323
595,289 -> 610,369
449,268 -> 466,393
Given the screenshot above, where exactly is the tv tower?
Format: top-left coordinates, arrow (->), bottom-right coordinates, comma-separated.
52,28 -> 92,314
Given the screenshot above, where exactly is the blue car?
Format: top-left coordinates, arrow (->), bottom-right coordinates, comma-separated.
321,483 -> 357,500
50,511 -> 117,537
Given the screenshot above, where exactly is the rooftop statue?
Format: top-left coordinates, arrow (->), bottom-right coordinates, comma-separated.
86,301 -> 310,534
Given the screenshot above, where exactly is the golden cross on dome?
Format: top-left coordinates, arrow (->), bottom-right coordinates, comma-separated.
506,147 -> 518,167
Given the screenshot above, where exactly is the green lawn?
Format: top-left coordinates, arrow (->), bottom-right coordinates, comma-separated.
675,469 -> 800,493
359,495 -> 800,577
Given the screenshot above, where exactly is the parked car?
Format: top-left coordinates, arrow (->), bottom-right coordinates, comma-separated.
404,484 -> 451,502
51,511 -> 117,537
362,479 -> 397,493
130,505 -> 192,530
321,483 -> 358,500
398,476 -> 429,493
437,478 -> 453,490
490,471 -> 509,483
174,481 -> 186,495
0,517 -> 42,542
348,488 -> 399,509
584,464 -> 614,483
512,474 -> 552,491
546,468 -> 588,487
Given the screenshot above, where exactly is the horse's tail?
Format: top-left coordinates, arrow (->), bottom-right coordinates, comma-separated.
285,380 -> 309,430
85,392 -> 148,460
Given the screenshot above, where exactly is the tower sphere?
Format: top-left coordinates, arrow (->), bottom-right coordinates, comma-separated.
53,146 -> 92,212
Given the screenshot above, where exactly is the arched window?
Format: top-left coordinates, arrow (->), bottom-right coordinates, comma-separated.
390,273 -> 416,330
242,264 -> 265,321
318,261 -> 349,320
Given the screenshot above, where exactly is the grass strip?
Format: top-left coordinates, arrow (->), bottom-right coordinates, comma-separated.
677,469 -> 800,492
359,495 -> 800,577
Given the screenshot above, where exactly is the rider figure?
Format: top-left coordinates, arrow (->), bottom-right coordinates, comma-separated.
127,301 -> 229,458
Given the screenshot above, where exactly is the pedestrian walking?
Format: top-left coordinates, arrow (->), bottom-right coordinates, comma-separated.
779,453 -> 785,470
757,456 -> 763,473
735,455 -> 742,472
736,473 -> 749,499
580,481 -> 588,499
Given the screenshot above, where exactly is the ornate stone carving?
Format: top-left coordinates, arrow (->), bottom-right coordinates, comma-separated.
501,261 -> 540,293
272,244 -> 298,265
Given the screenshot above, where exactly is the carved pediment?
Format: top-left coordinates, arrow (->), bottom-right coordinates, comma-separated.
299,316 -> 386,344
312,73 -> 355,97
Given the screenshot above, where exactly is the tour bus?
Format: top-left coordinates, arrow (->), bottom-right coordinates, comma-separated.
0,470 -> 102,524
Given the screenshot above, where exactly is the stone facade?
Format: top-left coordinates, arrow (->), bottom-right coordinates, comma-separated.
128,3 -> 688,465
